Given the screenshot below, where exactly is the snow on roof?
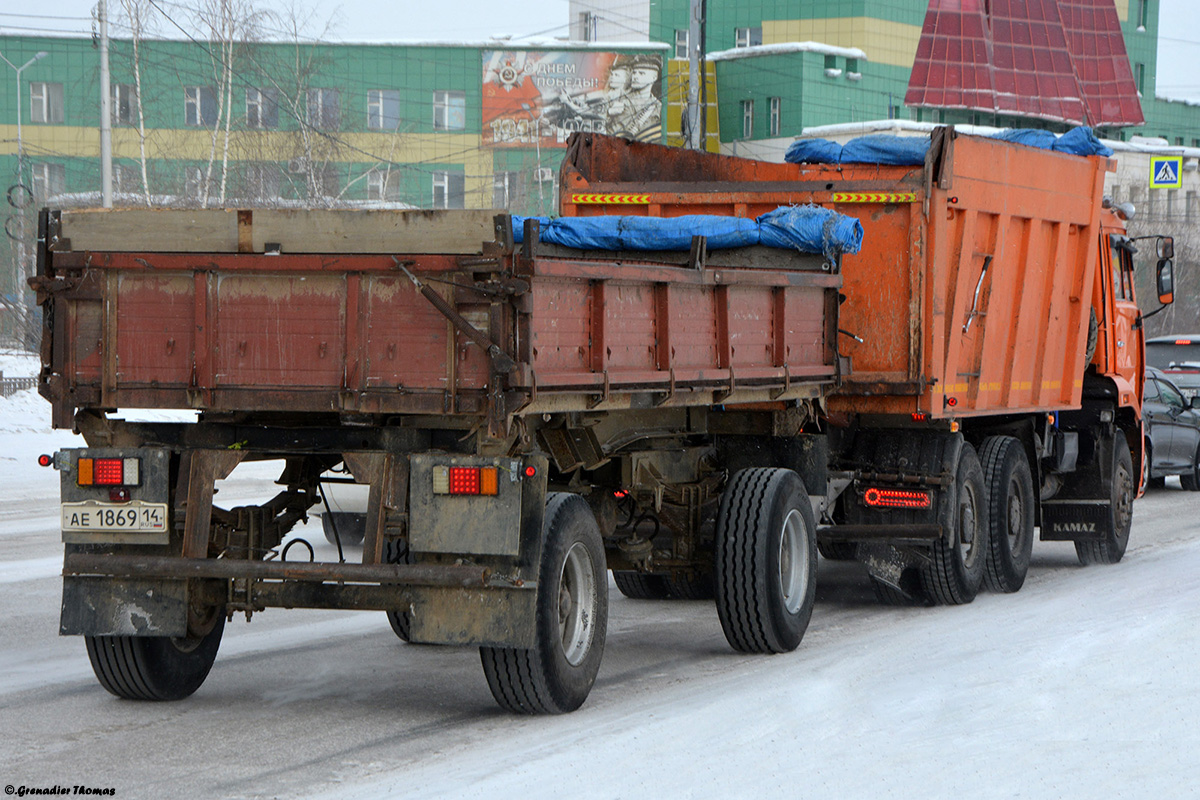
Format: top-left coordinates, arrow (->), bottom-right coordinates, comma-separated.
707,42 -> 867,63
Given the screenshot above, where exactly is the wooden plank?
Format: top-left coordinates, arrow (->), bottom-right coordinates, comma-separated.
60,209 -> 239,252
59,208 -> 500,255
249,209 -> 499,254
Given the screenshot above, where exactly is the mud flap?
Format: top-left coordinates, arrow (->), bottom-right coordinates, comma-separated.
1039,500 -> 1111,541
60,576 -> 188,637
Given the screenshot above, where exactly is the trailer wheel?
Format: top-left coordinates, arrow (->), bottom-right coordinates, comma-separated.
322,512 -> 366,546
84,610 -> 225,701
817,540 -> 858,561
714,468 -> 816,654
480,493 -> 607,714
918,444 -> 987,605
980,436 -> 1035,593
384,538 -> 412,642
1076,440 -> 1134,565
665,572 -> 715,600
1180,443 -> 1200,492
611,571 -> 671,600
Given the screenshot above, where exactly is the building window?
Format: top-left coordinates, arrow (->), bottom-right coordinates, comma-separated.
674,29 -> 689,59
769,97 -> 781,137
113,163 -> 140,194
578,11 -> 597,41
185,87 -> 218,126
246,88 -> 278,128
111,83 -> 135,125
1176,136 -> 1185,146
30,163 -> 65,201
1138,0 -> 1149,28
1136,63 -> 1145,94
241,163 -> 280,202
307,88 -> 340,130
184,166 -> 207,199
432,170 -> 465,208
433,91 -> 465,131
1187,190 -> 1197,222
309,165 -> 340,199
367,168 -> 400,202
734,26 -> 762,48
1168,189 -> 1177,218
493,170 -> 522,207
368,89 -> 400,130
741,99 -> 753,139
1110,185 -> 1121,203
30,82 -> 64,123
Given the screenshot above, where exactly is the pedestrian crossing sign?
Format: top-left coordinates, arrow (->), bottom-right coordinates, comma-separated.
1150,156 -> 1183,189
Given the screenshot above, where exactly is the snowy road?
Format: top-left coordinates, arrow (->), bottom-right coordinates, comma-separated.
2,417 -> 1199,799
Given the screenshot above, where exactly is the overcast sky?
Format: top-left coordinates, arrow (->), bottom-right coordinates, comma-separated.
4,0 -> 1200,101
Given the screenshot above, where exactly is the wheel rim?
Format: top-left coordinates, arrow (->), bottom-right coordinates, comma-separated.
1143,442 -> 1151,490
1006,474 -> 1024,551
958,481 -> 980,565
558,541 -> 596,667
777,508 -> 810,615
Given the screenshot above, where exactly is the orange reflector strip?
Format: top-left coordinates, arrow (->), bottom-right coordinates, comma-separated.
863,487 -> 932,509
77,458 -> 94,486
479,467 -> 499,496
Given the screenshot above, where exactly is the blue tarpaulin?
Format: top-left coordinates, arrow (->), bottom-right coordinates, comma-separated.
784,126 -> 1113,165
512,205 -> 864,256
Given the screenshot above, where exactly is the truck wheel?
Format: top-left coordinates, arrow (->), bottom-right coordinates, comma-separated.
919,444 -> 987,605
980,436 -> 1035,593
611,571 -> 671,600
1076,440 -> 1134,565
1180,443 -> 1200,491
480,493 -> 607,714
384,538 -> 412,642
665,572 -> 715,600
817,540 -> 858,561
714,468 -> 817,654
84,610 -> 225,701
322,512 -> 365,546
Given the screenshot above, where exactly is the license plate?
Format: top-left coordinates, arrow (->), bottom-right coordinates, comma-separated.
62,501 -> 167,533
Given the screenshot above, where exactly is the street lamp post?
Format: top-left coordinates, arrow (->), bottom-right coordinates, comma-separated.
0,50 -> 49,187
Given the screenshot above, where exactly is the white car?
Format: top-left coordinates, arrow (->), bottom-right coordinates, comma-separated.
315,472 -> 370,546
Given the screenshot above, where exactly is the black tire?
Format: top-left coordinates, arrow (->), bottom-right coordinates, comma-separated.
918,444 -> 988,605
980,436 -> 1035,593
714,468 -> 817,654
1076,439 -> 1134,565
611,570 -> 671,600
481,493 -> 607,714
664,572 -> 715,600
322,512 -> 366,546
384,538 -> 412,642
1180,443 -> 1200,492
1084,307 -> 1098,366
84,611 -> 225,701
817,540 -> 859,561
868,573 -> 927,606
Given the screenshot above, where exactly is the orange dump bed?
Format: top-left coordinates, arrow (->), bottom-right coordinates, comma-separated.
560,128 -> 1111,418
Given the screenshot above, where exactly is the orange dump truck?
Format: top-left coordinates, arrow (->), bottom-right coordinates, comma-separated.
560,126 -> 1175,603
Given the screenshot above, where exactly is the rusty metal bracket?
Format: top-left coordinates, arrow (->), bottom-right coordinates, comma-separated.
653,368 -> 677,407
714,367 -> 737,404
770,363 -> 792,400
587,370 -> 612,409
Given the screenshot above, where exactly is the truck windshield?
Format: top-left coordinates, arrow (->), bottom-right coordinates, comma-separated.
1146,341 -> 1200,370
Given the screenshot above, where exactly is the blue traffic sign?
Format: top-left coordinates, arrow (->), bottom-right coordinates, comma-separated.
1150,156 -> 1183,189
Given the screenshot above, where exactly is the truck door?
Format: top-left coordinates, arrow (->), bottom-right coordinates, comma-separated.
1106,236 -> 1144,408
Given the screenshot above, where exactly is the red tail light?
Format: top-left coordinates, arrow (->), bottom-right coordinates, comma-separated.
863,487 -> 932,509
77,457 -> 140,487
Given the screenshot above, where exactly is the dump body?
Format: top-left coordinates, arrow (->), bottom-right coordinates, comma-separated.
35,207 -> 839,428
560,128 -> 1111,419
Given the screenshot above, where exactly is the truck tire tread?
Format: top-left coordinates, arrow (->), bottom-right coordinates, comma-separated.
980,436 -> 1035,593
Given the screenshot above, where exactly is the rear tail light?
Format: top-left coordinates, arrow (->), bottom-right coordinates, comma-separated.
77,457 -> 140,487
863,487 -> 932,509
433,466 -> 499,496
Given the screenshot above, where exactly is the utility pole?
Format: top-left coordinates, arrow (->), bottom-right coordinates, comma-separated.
686,0 -> 702,150
99,0 -> 113,208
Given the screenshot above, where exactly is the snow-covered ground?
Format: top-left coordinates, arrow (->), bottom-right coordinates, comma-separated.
1,377 -> 1198,799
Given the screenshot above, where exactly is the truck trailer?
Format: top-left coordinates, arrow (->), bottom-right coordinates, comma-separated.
31,126 -> 1172,713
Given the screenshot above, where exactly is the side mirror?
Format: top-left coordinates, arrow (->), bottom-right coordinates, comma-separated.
1158,258 -> 1175,305
1158,236 -> 1175,260
1190,396 -> 1200,411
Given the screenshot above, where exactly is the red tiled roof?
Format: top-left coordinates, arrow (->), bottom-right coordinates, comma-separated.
905,0 -> 1144,127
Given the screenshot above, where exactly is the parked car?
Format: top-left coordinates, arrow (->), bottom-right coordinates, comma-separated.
314,471 -> 370,546
1145,335 -> 1200,400
1142,366 -> 1200,490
